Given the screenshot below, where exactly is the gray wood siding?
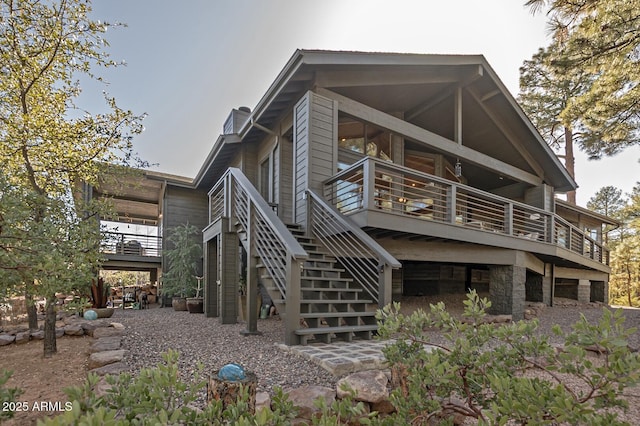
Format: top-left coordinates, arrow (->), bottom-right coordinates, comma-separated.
524,184 -> 554,212
162,185 -> 209,274
294,94 -> 310,224
280,137 -> 294,223
294,91 -> 337,225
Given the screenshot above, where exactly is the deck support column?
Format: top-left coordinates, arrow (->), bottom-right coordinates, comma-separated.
378,264 -> 393,308
542,264 -> 553,306
219,218 -> 239,324
577,279 -> 591,303
241,253 -> 261,336
204,237 -> 219,318
489,265 -> 525,320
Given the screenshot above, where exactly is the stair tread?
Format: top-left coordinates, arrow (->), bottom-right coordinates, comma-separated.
300,299 -> 373,304
295,324 -> 378,335
300,287 -> 363,292
300,311 -> 376,318
301,276 -> 353,282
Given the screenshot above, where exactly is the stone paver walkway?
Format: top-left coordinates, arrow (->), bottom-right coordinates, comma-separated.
278,339 -> 394,376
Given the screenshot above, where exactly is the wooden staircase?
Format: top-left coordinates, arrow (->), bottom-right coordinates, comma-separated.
262,224 -> 378,345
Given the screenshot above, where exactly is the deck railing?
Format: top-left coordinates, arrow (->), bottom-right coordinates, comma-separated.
307,190 -> 401,306
208,168 -> 308,299
101,232 -> 162,257
323,157 -> 609,266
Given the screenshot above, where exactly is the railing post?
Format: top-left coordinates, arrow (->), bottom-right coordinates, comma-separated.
446,185 -> 457,224
363,160 -> 374,211
378,263 -> 392,308
504,203 -> 513,235
284,256 -> 302,345
224,172 -> 233,220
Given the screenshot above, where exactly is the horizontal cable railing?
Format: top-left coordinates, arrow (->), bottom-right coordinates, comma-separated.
307,190 -> 400,304
323,157 -> 609,266
101,232 -> 162,257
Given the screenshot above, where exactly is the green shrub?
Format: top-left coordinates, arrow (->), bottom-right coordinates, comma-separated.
375,291 -> 640,425
39,349 -> 297,425
0,369 -> 23,421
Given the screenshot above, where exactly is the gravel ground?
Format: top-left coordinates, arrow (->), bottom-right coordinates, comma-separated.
111,306 -> 337,396
110,297 -> 640,419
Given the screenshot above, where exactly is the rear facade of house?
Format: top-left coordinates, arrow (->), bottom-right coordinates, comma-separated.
154,50 -> 612,345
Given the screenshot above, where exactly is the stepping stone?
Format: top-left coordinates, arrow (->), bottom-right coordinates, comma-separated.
93,327 -> 124,338
89,361 -> 128,376
90,336 -> 122,353
88,349 -> 128,370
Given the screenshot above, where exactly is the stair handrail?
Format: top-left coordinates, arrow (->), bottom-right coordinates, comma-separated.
307,189 -> 400,305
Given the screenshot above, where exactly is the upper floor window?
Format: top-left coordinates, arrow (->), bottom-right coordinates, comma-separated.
338,116 -> 392,165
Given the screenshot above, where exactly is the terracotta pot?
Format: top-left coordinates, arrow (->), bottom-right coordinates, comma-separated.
172,297 -> 187,311
186,297 -> 204,314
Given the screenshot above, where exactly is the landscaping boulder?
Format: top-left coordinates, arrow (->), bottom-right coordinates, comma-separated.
90,336 -> 122,353
336,370 -> 389,404
15,331 -> 30,344
255,392 -> 271,413
64,324 -> 85,336
55,327 -> 65,337
93,327 -> 124,338
287,385 -> 335,420
31,330 -> 44,340
0,334 -> 15,346
88,349 -> 128,370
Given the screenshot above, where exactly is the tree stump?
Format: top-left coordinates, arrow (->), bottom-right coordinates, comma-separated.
207,370 -> 258,413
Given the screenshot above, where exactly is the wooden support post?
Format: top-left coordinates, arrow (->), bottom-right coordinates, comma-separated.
219,218 -> 239,324
284,257 -> 301,345
378,263 -> 392,308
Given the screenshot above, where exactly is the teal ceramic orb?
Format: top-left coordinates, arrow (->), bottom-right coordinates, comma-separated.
83,309 -> 98,320
218,363 -> 246,381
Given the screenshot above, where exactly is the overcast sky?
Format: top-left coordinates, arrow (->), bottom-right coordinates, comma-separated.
85,0 -> 639,206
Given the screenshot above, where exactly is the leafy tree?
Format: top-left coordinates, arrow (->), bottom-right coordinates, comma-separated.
0,0 -> 145,357
519,43 -> 593,204
525,0 -> 640,159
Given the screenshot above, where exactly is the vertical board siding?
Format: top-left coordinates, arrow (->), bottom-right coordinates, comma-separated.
280,138 -> 294,223
294,91 -> 337,225
162,186 -> 209,274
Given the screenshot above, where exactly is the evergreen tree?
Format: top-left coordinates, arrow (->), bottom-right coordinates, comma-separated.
525,0 -> 640,159
519,43 -> 593,204
587,186 -> 626,244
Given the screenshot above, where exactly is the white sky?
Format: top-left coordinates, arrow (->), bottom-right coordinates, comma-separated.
85,0 -> 639,206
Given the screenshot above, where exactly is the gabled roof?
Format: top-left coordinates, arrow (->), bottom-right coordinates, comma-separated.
192,49 -> 577,193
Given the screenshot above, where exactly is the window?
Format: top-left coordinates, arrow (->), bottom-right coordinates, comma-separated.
259,157 -> 271,202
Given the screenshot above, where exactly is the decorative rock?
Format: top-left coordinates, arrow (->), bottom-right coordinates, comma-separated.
93,327 -> 124,338
218,363 -> 246,381
88,349 -> 128,370
31,330 -> 44,340
287,385 -> 336,420
64,324 -> 85,336
90,336 -> 122,353
255,391 -> 271,413
83,309 -> 98,320
109,322 -> 125,330
55,327 -> 65,337
0,334 -> 16,346
15,331 -> 30,344
89,361 -> 129,376
336,370 -> 389,404
81,322 -> 99,336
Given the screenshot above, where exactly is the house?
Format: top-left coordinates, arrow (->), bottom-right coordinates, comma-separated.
96,50 -> 614,346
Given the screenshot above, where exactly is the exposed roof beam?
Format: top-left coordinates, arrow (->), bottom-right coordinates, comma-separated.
314,68 -> 466,88
405,65 -> 483,121
466,87 -> 545,178
317,87 -> 543,187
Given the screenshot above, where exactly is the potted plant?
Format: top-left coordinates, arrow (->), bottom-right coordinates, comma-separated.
88,277 -> 114,318
186,276 -> 204,313
162,223 -> 202,311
